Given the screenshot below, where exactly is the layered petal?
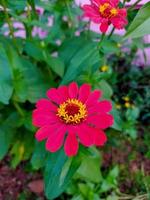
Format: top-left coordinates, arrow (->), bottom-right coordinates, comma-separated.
82,4 -> 100,16
91,0 -> 101,6
69,82 -> 78,98
93,128 -> 107,146
47,88 -> 62,104
88,100 -> 112,114
87,113 -> 114,129
36,98 -> 57,112
86,90 -> 102,107
46,125 -> 67,152
100,21 -> 109,33
57,85 -> 69,102
32,109 -> 58,127
111,16 -> 128,29
78,83 -> 91,103
77,124 -> 94,146
118,8 -> 127,17
35,123 -> 60,141
64,131 -> 79,156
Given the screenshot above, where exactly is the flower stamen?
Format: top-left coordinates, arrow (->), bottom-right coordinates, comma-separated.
57,99 -> 87,124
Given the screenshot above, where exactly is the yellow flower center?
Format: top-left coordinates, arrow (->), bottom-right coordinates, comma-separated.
99,3 -> 110,16
57,99 -> 87,124
99,3 -> 118,18
110,8 -> 118,16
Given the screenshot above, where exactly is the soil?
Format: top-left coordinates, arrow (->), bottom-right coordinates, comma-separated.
0,156 -> 45,200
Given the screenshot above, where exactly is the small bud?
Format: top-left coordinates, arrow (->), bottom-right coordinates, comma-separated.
100,65 -> 109,72
125,102 -> 131,108
115,104 -> 121,109
122,96 -> 130,102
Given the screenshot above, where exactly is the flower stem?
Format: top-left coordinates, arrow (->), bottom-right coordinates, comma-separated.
128,0 -> 142,11
98,33 -> 105,49
108,27 -> 115,39
65,0 -> 73,27
1,0 -> 19,52
13,101 -> 25,117
123,0 -> 126,6
27,0 -> 38,19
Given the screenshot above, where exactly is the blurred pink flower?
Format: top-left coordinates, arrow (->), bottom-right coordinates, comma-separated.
32,27 -> 48,39
3,22 -> 26,38
36,6 -> 44,15
75,0 -> 149,34
82,0 -> 128,33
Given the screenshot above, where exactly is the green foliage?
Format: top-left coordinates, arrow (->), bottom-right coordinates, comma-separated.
44,148 -> 81,199
0,44 -> 13,104
125,2 -> 150,39
0,0 -> 149,199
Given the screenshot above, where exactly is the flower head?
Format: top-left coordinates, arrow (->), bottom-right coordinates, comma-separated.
32,82 -> 113,156
82,0 -> 128,33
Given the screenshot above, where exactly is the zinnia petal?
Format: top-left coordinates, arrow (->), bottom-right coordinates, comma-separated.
100,22 -> 109,33
47,88 -> 61,104
32,109 -> 58,127
86,90 -> 102,107
87,114 -> 114,129
35,124 -> 60,141
77,124 -> 93,147
91,0 -> 101,6
69,82 -> 78,98
46,125 -> 67,152
93,128 -> 107,146
64,131 -> 79,156
88,100 -> 112,114
36,98 -> 57,112
58,85 -> 69,102
78,83 -> 91,103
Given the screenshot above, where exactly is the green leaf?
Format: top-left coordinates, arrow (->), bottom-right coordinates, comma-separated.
59,37 -> 89,66
124,2 -> 150,39
97,80 -> 113,99
61,41 -> 99,85
0,112 -> 20,160
24,41 -> 65,77
8,0 -> 27,11
10,133 -> 34,168
47,56 -> 65,78
10,141 -> 25,168
0,44 -> 13,104
125,107 -> 140,121
76,148 -> 102,183
0,38 -> 50,102
111,107 -> 122,131
44,148 -> 81,199
100,166 -> 119,193
31,141 -> 47,170
24,41 -> 45,61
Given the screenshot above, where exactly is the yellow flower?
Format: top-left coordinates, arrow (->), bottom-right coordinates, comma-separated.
100,65 -> 109,72
115,104 -> 121,109
125,102 -> 131,108
122,96 -> 130,102
117,43 -> 122,48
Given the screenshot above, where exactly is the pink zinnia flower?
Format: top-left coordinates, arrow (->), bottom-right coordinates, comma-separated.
32,82 -> 113,156
82,0 -> 128,33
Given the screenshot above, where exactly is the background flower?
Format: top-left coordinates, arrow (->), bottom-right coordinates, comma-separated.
82,0 -> 128,33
